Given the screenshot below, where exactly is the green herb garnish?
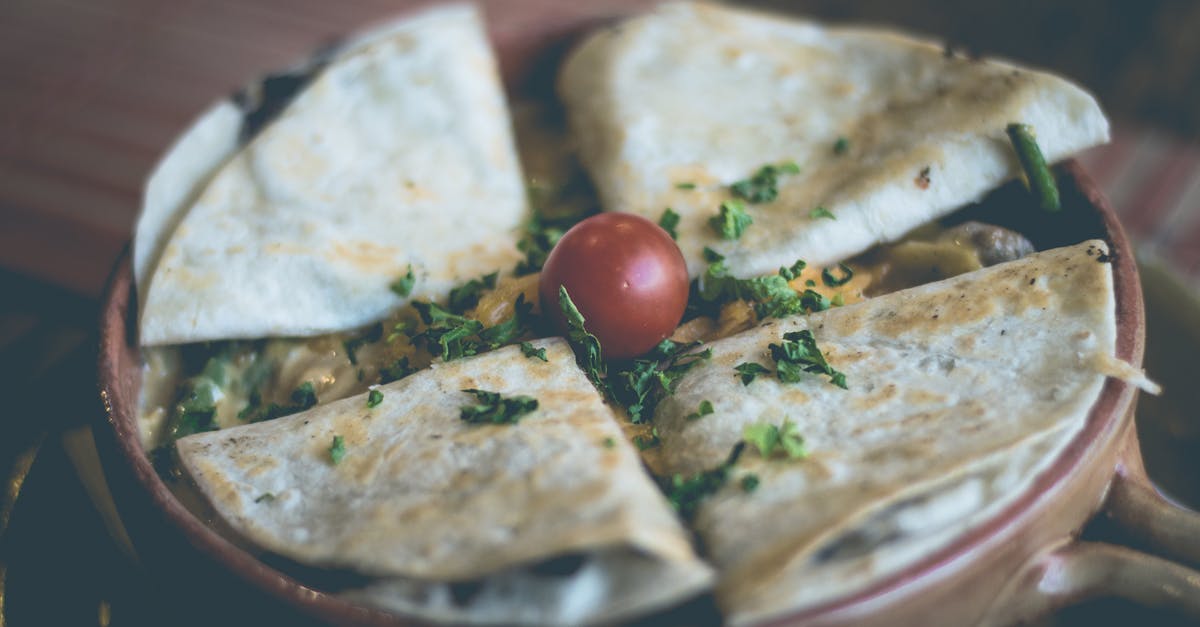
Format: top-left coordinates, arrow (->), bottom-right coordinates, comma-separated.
254,493 -> 276,504
662,443 -> 745,520
833,137 -> 850,155
743,418 -> 808,460
390,265 -> 416,298
448,272 -> 499,314
694,249 -> 822,320
809,206 -> 836,221
686,400 -> 714,421
740,474 -> 760,493
520,341 -> 548,361
709,200 -> 753,240
459,389 -> 539,425
603,437 -> 617,449
1006,123 -> 1060,212
612,339 -> 712,423
659,208 -> 681,240
770,330 -> 847,388
730,162 -> 800,203
343,323 -> 383,365
821,263 -> 854,287
634,428 -> 662,450
734,362 -> 772,385
675,182 -> 697,190
367,389 -> 384,408
329,435 -> 346,465
239,380 -> 319,424
559,287 -> 608,393
379,357 -> 416,383
166,349 -> 235,441
778,259 -> 807,281
477,294 -> 533,349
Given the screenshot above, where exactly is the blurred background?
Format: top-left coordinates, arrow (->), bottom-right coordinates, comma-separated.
1,1 -> 1197,626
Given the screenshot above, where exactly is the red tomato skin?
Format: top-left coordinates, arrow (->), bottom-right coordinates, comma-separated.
539,212 -> 690,360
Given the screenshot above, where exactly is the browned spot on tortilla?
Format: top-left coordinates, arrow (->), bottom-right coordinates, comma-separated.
903,389 -> 948,405
328,241 -> 403,273
851,382 -> 899,412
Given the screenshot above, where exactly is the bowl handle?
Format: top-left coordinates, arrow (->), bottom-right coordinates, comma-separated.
1103,453 -> 1200,568
996,540 -> 1200,624
990,426 -> 1200,624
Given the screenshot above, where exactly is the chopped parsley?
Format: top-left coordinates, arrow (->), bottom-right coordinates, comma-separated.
411,300 -> 481,360
821,263 -> 854,287
166,350 -> 236,441
833,137 -> 850,155
743,418 -> 808,460
411,295 -> 532,362
477,295 -> 533,348
343,323 -> 383,365
771,330 -> 847,388
447,272 -> 499,314
634,428 -> 662,450
730,162 -> 800,203
612,339 -> 712,423
169,378 -> 219,440
379,356 -> 416,383
367,389 -> 384,408
693,249 -> 826,320
329,435 -> 346,465
810,206 -> 836,221
390,265 -> 416,298
254,493 -> 276,504
520,341 -> 547,361
735,331 -> 846,389
675,182 -> 697,190
603,437 -> 617,449
659,208 -> 681,240
709,200 -> 753,240
734,362 -> 772,385
740,474 -> 761,493
559,287 -> 608,393
661,442 -> 745,520
459,389 -> 539,425
778,259 -> 807,281
686,400 -> 714,421
239,381 -> 319,424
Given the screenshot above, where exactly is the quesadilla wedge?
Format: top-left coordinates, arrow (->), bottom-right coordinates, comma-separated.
559,1 -> 1109,277
650,240 -> 1149,623
139,4 -> 526,346
175,338 -> 714,624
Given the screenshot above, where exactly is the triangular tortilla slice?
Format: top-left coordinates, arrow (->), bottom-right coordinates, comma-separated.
176,339 -> 713,624
559,2 -> 1109,277
650,241 -> 1140,623
139,4 -> 526,346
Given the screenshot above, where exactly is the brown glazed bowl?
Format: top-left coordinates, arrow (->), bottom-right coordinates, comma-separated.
95,2 -> 1200,625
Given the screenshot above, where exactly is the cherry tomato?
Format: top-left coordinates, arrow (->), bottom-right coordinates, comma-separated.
539,212 -> 690,360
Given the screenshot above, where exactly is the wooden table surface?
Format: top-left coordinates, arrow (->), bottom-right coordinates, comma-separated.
2,0 -> 1199,297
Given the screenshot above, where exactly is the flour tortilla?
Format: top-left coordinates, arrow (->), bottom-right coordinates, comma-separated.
559,2 -> 1110,277
139,4 -> 526,346
175,339 -> 713,624
651,241 -> 1139,623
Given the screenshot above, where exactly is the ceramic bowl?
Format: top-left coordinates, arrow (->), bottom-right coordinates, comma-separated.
95,3 -> 1200,625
